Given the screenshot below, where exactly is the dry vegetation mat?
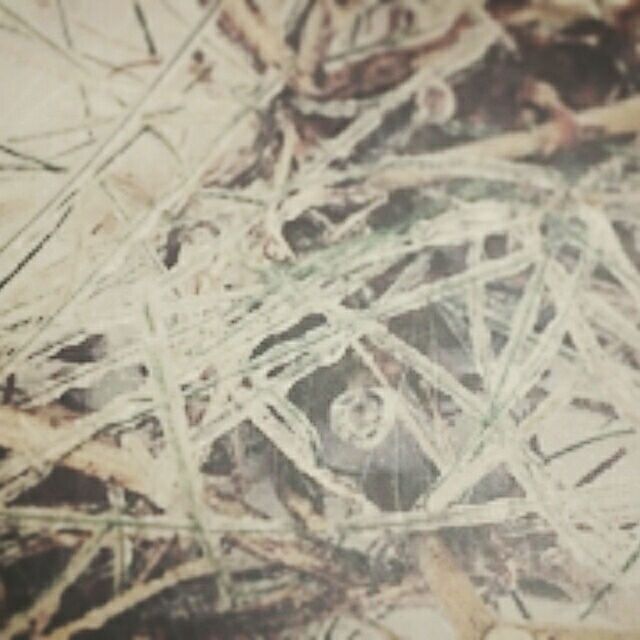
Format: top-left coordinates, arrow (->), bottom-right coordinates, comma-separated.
1,0 -> 640,638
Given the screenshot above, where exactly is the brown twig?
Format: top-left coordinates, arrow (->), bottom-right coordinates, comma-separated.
0,406 -> 168,508
368,94 -> 640,191
218,0 -> 295,73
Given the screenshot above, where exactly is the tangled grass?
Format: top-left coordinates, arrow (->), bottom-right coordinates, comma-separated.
1,1 -> 640,638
